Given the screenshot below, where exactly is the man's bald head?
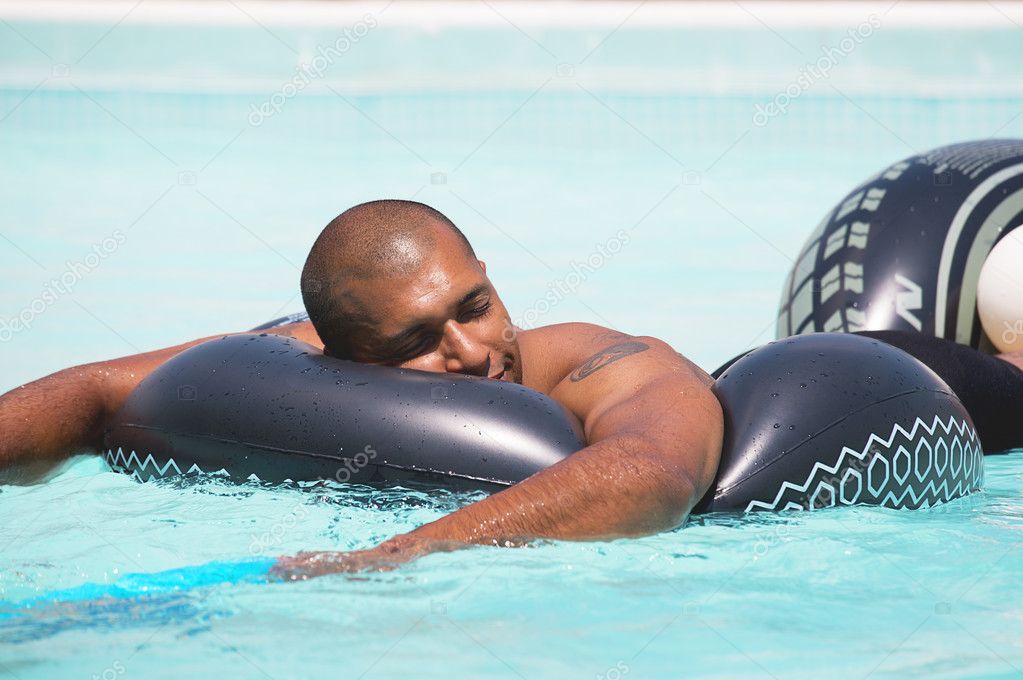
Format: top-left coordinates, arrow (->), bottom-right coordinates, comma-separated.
301,200 -> 476,357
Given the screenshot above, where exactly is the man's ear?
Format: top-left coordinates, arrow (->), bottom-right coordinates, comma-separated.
478,259 -> 487,274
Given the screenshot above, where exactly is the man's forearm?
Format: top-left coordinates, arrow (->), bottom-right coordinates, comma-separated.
0,325 -> 321,484
271,434 -> 706,576
400,433 -> 700,550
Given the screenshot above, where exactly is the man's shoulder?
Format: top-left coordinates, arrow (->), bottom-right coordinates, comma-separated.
518,322 -> 637,392
521,322 -> 630,345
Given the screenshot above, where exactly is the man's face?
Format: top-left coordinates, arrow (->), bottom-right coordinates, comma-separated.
340,231 -> 522,384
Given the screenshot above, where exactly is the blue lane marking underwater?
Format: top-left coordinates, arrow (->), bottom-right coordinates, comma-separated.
0,558 -> 275,643
6,558 -> 275,612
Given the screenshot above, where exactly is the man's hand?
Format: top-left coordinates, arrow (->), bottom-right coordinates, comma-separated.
271,535 -> 467,580
275,325 -> 724,579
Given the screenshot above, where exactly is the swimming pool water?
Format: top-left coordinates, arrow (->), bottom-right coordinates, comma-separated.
2,2 -> 1023,677
3,454 -> 1023,678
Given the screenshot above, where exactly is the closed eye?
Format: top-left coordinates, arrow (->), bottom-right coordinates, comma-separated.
380,291 -> 494,364
459,299 -> 493,323
390,334 -> 439,363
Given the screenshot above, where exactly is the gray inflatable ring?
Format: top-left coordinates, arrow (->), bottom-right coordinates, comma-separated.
104,332 -> 981,513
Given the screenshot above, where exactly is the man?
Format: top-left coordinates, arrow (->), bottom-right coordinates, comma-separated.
0,200 -> 725,579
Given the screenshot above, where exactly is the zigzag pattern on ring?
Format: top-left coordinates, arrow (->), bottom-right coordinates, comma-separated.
746,414 -> 982,512
104,448 -> 209,483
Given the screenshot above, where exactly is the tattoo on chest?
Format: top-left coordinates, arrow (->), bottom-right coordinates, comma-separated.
569,341 -> 650,382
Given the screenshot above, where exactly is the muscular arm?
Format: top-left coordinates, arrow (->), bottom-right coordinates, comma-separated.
0,321 -> 322,483
274,327 -> 723,577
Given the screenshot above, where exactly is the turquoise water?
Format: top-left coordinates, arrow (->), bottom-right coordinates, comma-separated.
3,7 -> 1023,678
3,456 -> 1023,678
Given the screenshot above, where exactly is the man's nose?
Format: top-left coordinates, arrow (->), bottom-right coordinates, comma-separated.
440,321 -> 490,376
